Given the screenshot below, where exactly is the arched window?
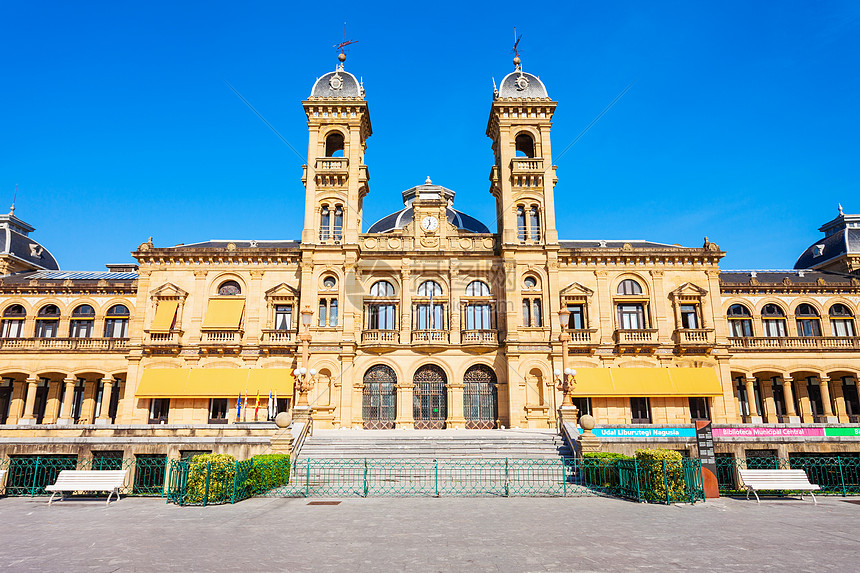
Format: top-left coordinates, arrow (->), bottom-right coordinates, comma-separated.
218,281 -> 242,296
319,276 -> 339,327
323,276 -> 337,290
528,206 -> 541,240
463,365 -> 498,429
1,304 -> 26,338
413,364 -> 447,429
36,304 -> 61,337
521,276 -> 542,327
795,303 -> 821,337
319,204 -> 330,241
516,206 -> 527,242
362,365 -> 397,429
417,281 -> 443,296
465,281 -> 490,296
325,132 -> 345,157
515,133 -> 535,158
617,279 -> 643,295
333,205 -> 343,241
370,281 -> 395,296
830,304 -> 856,337
761,304 -> 787,337
70,304 -> 95,338
727,304 -> 754,337
104,304 -> 130,338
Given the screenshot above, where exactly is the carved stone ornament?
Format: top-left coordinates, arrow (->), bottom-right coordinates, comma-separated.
329,73 -> 344,90
749,277 -> 760,286
782,277 -> 793,286
226,242 -> 237,252
817,278 -> 827,286
622,243 -> 634,252
515,74 -> 530,91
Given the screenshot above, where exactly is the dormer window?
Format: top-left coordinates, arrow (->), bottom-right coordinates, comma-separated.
813,244 -> 825,257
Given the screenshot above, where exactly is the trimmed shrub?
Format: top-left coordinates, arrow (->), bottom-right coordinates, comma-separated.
246,454 -> 291,494
186,453 -> 237,504
583,452 -> 633,489
634,448 -> 686,502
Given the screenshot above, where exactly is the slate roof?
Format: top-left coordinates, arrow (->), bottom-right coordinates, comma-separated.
368,207 -> 491,234
310,69 -> 363,99
166,240 -> 301,250
0,223 -> 59,270
559,240 -> 690,250
497,70 -> 549,99
719,269 -> 857,286
0,270 -> 138,283
795,227 -> 860,269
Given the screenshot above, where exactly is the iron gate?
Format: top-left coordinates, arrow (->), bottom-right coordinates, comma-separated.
464,365 -> 498,429
413,365 -> 447,429
362,365 -> 397,429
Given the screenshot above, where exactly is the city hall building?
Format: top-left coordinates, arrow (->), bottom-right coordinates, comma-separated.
0,55 -> 858,462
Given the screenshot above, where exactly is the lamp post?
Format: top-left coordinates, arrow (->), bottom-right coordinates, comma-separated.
293,306 -> 317,416
555,308 -> 579,430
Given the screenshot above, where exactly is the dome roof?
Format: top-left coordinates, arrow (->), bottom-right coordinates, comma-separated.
367,178 -> 491,234
497,66 -> 549,99
310,65 -> 363,99
0,211 -> 59,271
794,208 -> 860,269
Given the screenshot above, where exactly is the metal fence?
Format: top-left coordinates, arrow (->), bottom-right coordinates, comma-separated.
0,455 -> 169,497
165,457 -> 705,505
716,455 -> 860,496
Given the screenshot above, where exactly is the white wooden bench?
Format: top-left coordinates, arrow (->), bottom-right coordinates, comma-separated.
0,469 -> 6,492
46,470 -> 128,506
738,469 -> 820,504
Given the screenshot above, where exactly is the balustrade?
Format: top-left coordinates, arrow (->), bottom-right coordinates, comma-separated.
0,338 -> 129,352
362,330 -> 399,344
461,330 -> 498,344
615,329 -> 659,344
729,336 -> 860,350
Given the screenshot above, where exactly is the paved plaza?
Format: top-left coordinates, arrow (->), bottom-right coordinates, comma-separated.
0,495 -> 857,572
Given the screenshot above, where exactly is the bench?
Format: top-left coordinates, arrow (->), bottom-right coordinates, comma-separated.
0,469 -> 6,492
738,469 -> 820,504
46,470 -> 128,506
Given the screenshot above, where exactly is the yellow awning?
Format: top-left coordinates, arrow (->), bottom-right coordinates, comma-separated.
572,367 -> 722,397
201,299 -> 245,330
150,300 -> 179,333
135,368 -> 294,398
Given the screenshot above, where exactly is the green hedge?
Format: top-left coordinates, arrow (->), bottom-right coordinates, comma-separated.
634,448 -> 685,502
246,454 -> 291,494
187,454 -> 237,504
583,452 -> 633,489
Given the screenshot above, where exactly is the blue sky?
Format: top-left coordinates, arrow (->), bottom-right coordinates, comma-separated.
2,1 -> 858,270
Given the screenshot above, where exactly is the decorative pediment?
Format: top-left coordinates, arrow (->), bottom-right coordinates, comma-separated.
150,282 -> 188,300
265,283 -> 300,300
670,282 -> 708,298
560,282 -> 594,297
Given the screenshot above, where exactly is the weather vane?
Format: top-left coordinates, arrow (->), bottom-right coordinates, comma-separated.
334,23 -> 358,55
511,27 -> 523,58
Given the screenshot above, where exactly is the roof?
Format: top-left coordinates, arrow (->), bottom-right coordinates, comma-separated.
0,212 -> 59,271
166,240 -> 301,250
497,68 -> 549,99
310,67 -> 363,99
794,227 -> 860,269
559,240 -> 690,250
720,269 -> 858,286
0,270 -> 138,283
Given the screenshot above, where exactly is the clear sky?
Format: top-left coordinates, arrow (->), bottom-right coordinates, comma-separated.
2,1 -> 858,271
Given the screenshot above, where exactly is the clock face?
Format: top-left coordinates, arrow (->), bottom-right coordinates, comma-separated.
421,216 -> 439,231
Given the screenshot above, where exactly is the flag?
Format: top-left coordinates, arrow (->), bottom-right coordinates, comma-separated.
236,394 -> 241,422
274,390 -> 278,415
429,287 -> 434,329
267,391 -> 273,420
242,393 -> 247,422
254,391 -> 260,421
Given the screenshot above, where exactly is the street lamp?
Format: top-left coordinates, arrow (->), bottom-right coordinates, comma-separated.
294,306 -> 317,410
555,308 -> 576,407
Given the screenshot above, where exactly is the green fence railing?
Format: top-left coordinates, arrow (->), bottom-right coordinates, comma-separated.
716,455 -> 860,496
165,456 -> 705,505
0,455 -> 169,497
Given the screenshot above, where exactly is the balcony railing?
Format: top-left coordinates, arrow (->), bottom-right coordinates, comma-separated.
315,157 -> 348,171
362,330 -> 399,345
412,330 -> 449,344
0,337 -> 129,352
261,330 -> 294,344
675,329 -> 715,345
146,331 -> 181,345
461,329 -> 498,344
510,158 -> 544,172
201,330 -> 242,345
567,329 -> 598,345
729,336 -> 860,351
615,329 -> 659,344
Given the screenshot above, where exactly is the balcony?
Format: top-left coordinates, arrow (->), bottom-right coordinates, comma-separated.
510,158 -> 544,172
315,157 -> 348,172
200,330 -> 243,353
0,337 -> 129,353
615,329 -> 659,351
261,330 -> 295,344
361,329 -> 400,351
145,330 -> 182,346
461,329 -> 499,351
728,336 -> 860,351
412,329 -> 449,351
674,328 -> 715,351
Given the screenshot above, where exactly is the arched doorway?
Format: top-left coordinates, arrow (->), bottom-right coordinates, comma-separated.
413,365 -> 447,429
362,365 -> 397,429
464,365 -> 498,429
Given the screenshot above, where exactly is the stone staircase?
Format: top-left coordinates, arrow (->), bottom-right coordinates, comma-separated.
299,428 -> 573,459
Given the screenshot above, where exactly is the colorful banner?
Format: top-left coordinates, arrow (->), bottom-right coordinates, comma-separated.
592,427 -> 697,438
824,427 -> 860,437
712,427 -> 824,437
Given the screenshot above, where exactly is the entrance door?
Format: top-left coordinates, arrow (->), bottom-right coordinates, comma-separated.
413,365 -> 447,429
362,365 -> 397,429
464,365 -> 497,429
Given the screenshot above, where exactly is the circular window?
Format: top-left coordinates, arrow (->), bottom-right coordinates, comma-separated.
323,276 -> 337,290
523,276 -> 537,290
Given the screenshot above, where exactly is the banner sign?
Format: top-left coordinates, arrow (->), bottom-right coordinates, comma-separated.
592,427 -> 696,438
712,427 -> 824,437
824,427 -> 860,437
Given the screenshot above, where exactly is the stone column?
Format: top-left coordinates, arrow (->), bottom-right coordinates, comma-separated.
781,378 -> 800,423
7,380 -> 26,424
58,377 -> 77,425
744,377 -> 762,423
819,376 -> 838,423
43,380 -> 62,424
793,377 -> 812,422
80,380 -> 97,424
97,377 -> 115,425
18,377 -> 39,425
446,382 -> 466,429
760,380 -> 777,423
394,382 -> 414,429
831,382 -> 848,423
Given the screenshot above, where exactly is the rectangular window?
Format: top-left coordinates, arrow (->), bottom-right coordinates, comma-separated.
368,304 -> 396,330
209,398 -> 229,424
567,304 -> 585,330
333,207 -> 343,241
35,320 -> 58,338
630,397 -> 651,424
842,377 -> 860,416
689,397 -> 710,420
465,304 -> 492,330
831,318 -> 856,337
275,305 -> 292,331
735,376 -> 749,416
771,378 -> 786,416
618,304 -> 645,330
571,397 -> 591,423
69,320 -> 93,338
528,207 -> 540,240
1,320 -> 24,338
149,399 -> 170,424
329,298 -> 338,327
92,450 -> 123,470
318,300 -> 328,327
522,300 -> 531,327
729,319 -> 753,337
806,377 -> 823,416
104,318 -> 129,338
762,319 -> 786,337
416,304 -> 444,330
516,208 -> 526,242
680,305 -> 699,329
796,318 -> 821,337
532,300 -> 542,327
